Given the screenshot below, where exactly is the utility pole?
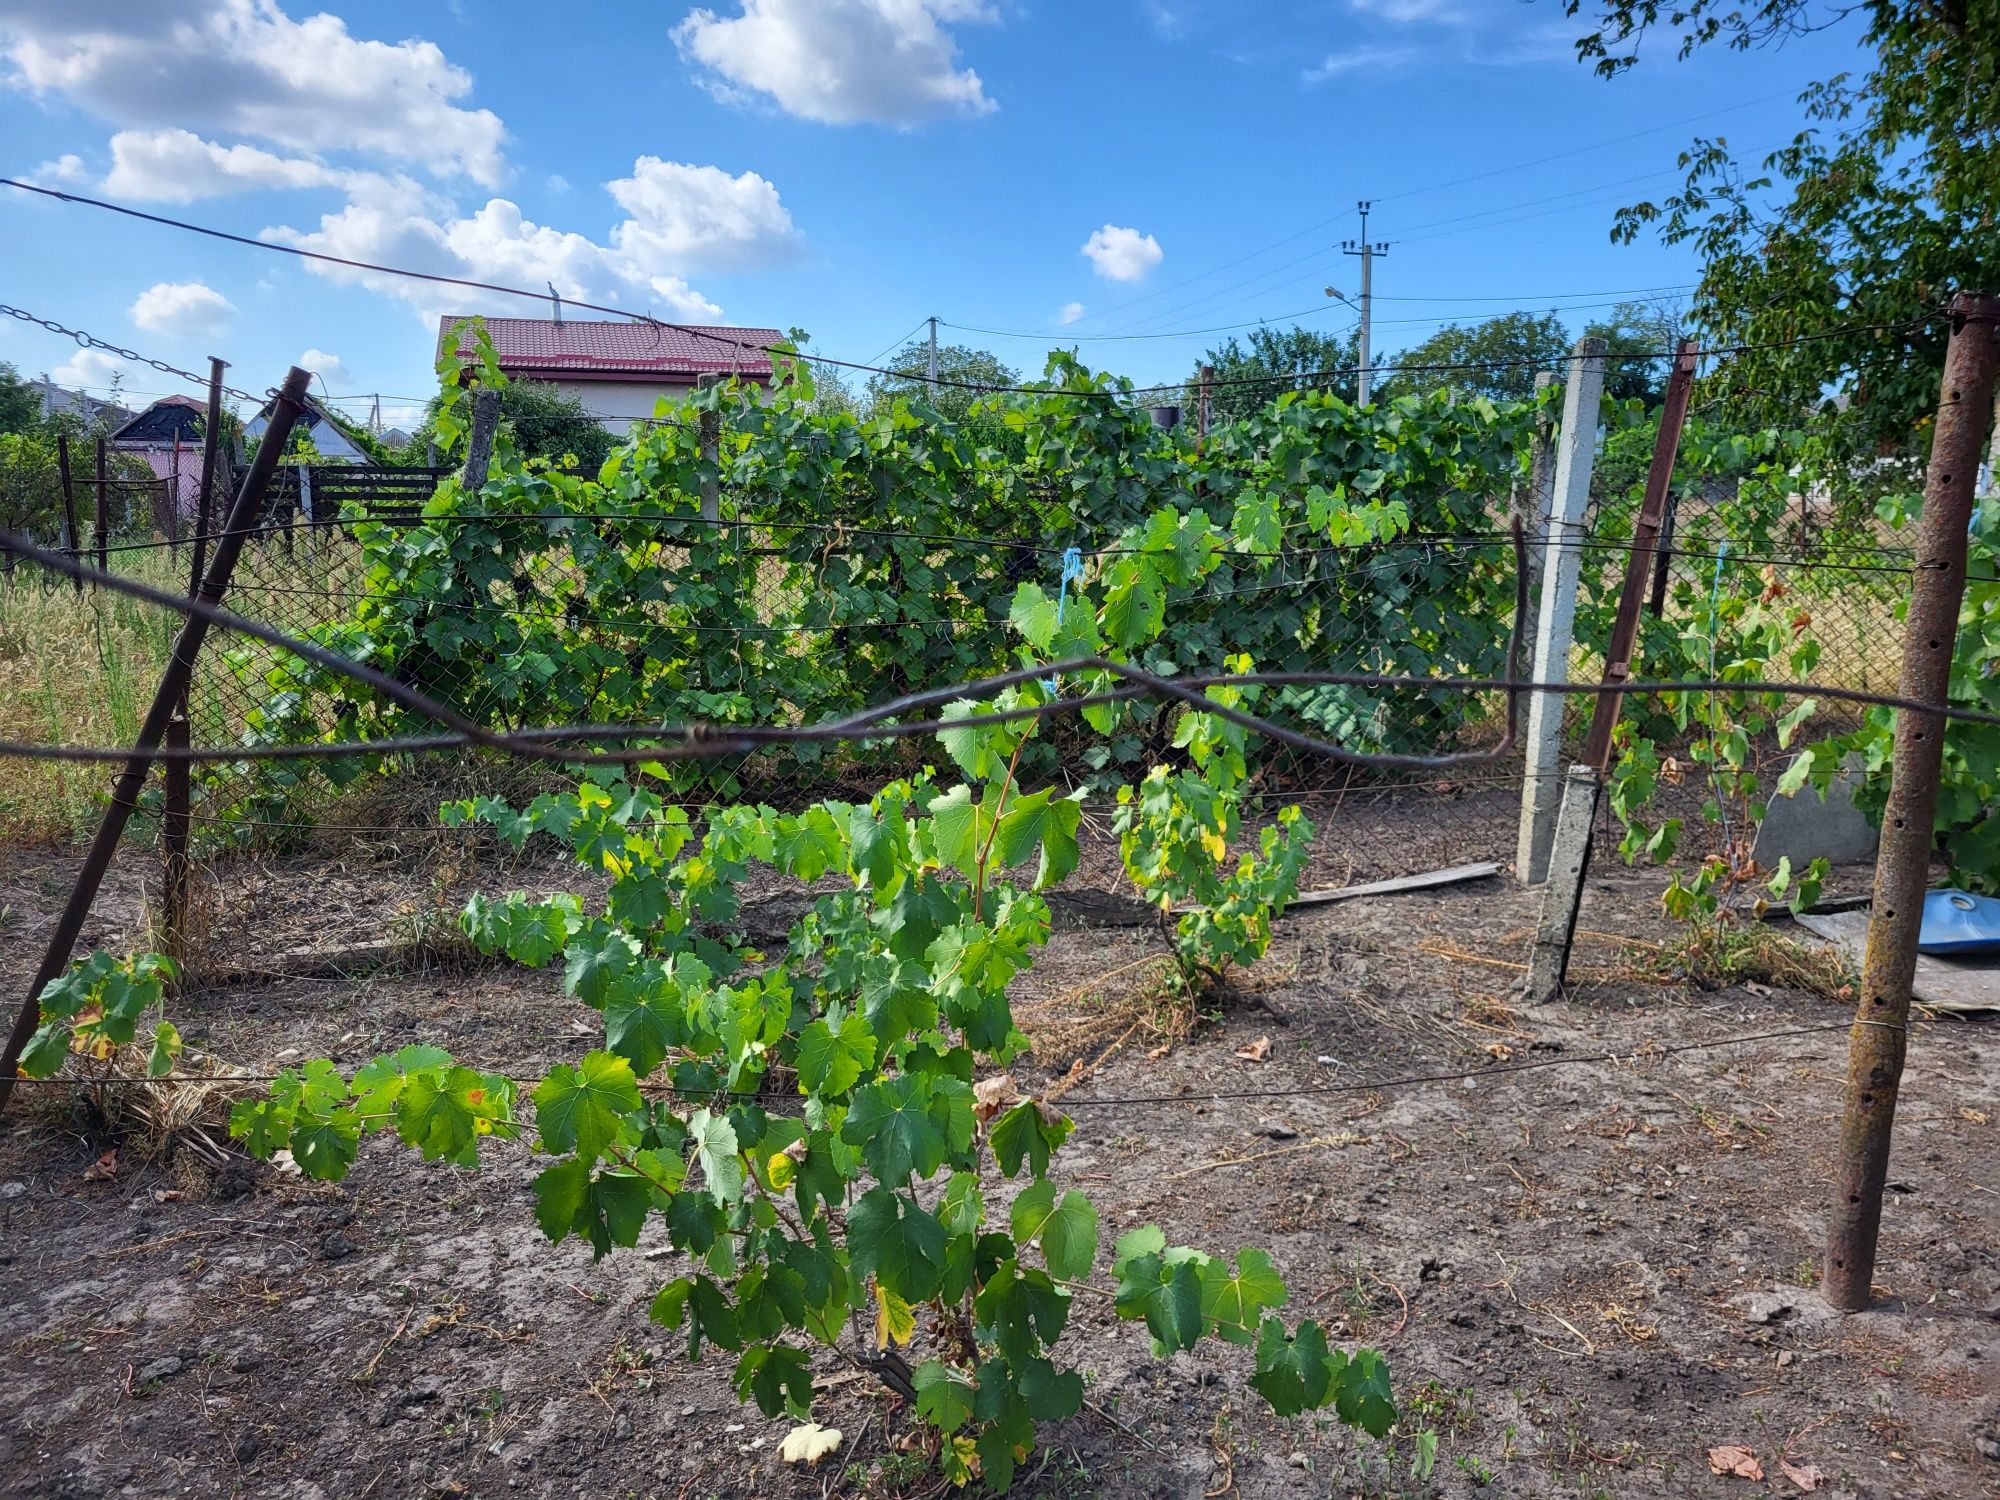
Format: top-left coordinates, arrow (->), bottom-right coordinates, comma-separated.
1341,202 -> 1390,406
926,316 -> 939,396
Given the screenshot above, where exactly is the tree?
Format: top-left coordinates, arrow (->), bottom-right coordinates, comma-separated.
1565,1 -> 2000,471
411,380 -> 615,473
1580,299 -> 1687,405
1192,324 -> 1363,423
1375,311 -> 1566,404
779,326 -> 861,419
864,340 -> 1020,425
0,362 -> 38,436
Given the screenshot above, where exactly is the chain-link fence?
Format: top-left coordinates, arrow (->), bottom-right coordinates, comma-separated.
2,452 -> 1918,980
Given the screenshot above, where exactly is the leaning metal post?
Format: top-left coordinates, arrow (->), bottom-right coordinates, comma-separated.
0,367 -> 313,1117
1824,293 -> 1999,1309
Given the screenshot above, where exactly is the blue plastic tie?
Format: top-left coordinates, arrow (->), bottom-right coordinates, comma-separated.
1041,545 -> 1085,695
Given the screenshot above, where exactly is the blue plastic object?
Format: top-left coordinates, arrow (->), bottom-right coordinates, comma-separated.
1917,888 -> 2000,954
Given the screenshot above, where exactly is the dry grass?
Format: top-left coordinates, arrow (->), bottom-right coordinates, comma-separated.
0,554 -> 189,843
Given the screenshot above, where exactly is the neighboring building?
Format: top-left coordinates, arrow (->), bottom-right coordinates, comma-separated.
107,395 -> 207,522
436,316 -> 782,434
31,378 -> 131,428
242,393 -> 374,461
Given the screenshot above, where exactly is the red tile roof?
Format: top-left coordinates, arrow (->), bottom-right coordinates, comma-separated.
438,317 -> 782,382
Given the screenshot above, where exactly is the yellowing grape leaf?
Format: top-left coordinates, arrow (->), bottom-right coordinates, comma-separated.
873,1282 -> 916,1348
777,1422 -> 842,1466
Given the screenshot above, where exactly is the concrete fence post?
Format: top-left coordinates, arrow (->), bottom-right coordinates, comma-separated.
1515,337 -> 1606,885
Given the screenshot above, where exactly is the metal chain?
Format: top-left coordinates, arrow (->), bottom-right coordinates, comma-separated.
0,303 -> 261,404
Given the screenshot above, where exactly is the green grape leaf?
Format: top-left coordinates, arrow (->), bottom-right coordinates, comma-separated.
1007,582 -> 1059,653
989,1099 -> 1072,1179
841,1075 -> 949,1185
532,1051 -> 640,1163
846,1185 -> 946,1302
1008,1179 -> 1098,1281
290,1110 -> 362,1180
913,1358 -> 975,1431
1114,1250 -> 1205,1354
1334,1347 -> 1397,1437
1200,1247 -> 1288,1345
794,1011 -> 875,1097
689,1109 -> 746,1205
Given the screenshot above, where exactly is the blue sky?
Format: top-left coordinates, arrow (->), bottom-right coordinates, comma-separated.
0,1 -> 1866,430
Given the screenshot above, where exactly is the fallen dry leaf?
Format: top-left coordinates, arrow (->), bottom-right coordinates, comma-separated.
1483,1042 -> 1514,1061
972,1073 -> 1023,1123
81,1148 -> 117,1183
1780,1457 -> 1825,1492
778,1422 -> 843,1466
1708,1446 -> 1764,1481
1959,1107 -> 1991,1125
1235,1036 -> 1271,1062
1744,981 -> 1774,999
151,1189 -> 183,1204
1145,1044 -> 1170,1061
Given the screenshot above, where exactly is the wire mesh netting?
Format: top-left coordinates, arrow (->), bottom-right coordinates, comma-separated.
0,441 -> 1924,984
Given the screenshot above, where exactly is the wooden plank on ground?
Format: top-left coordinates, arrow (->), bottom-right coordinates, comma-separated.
1171,861 -> 1500,917
1793,909 -> 2000,1014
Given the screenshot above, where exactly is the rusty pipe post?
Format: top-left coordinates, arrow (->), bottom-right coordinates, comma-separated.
56,433 -> 81,596
0,367 -> 313,1117
191,358 -> 226,597
93,437 -> 108,573
1580,338 -> 1700,772
1824,292 -> 1999,1310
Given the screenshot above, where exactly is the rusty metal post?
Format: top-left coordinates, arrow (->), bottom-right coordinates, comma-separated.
1579,338 -> 1700,772
1825,293 -> 1999,1310
56,433 -> 81,596
191,359 -> 226,597
0,367 -> 312,1117
1647,493 -> 1679,618
93,437 -> 109,574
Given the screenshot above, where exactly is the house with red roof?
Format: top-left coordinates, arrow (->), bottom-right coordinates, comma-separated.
436,316 -> 783,435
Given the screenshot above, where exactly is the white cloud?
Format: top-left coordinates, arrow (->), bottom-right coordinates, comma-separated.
673,0 -> 997,126
606,157 -> 801,273
100,127 -> 353,202
1303,43 -> 1419,82
50,348 -> 126,390
0,0 -> 506,184
129,280 -> 236,338
261,167 -> 751,324
298,347 -> 350,389
27,150 -> 86,184
1081,225 -> 1162,283
1057,301 -> 1085,325
1348,0 -> 1458,19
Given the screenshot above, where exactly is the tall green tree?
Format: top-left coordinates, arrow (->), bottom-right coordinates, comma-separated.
1375,311 -> 1566,404
864,340 -> 1020,425
1564,1 -> 2000,469
1581,299 -> 1686,405
1192,324 -> 1363,422
0,362 -> 38,435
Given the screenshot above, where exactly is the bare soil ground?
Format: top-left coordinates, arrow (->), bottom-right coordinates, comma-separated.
1,836 -> 1996,1500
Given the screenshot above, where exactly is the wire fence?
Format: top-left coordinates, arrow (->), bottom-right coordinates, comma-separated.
0,425 -> 1935,990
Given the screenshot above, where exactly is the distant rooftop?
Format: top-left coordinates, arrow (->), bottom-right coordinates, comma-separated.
437,317 -> 783,383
